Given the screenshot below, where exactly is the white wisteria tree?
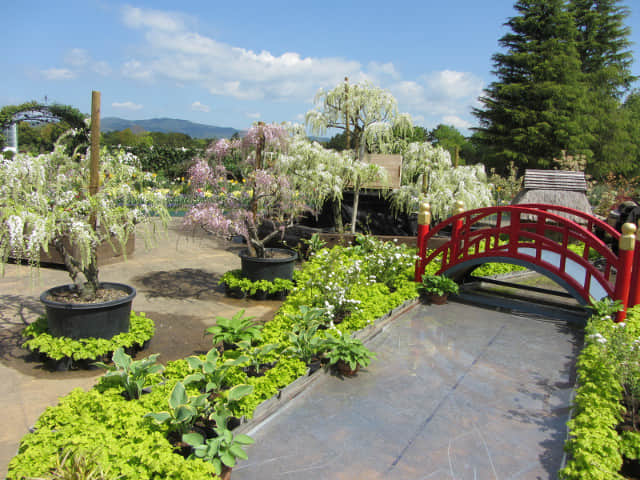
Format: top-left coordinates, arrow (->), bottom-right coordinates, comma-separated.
391,142 -> 493,222
305,79 -> 410,232
278,126 -> 386,233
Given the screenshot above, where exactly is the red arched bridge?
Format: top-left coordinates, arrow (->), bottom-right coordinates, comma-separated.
415,203 -> 640,321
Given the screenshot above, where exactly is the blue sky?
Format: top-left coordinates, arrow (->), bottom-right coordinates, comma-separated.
2,1 -> 639,135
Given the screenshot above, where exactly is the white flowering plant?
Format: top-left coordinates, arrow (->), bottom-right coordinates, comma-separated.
390,141 -> 493,222
351,234 -> 416,289
0,141 -> 170,300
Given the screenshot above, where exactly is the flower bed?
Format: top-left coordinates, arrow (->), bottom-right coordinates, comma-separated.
7,236 -> 419,479
560,302 -> 640,479
22,311 -> 155,369
219,269 -> 293,299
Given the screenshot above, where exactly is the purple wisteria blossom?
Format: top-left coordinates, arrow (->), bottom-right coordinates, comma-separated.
183,123 -> 307,258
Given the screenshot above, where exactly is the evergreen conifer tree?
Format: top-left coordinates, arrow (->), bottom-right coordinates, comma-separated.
473,0 -> 592,172
569,0 -> 637,177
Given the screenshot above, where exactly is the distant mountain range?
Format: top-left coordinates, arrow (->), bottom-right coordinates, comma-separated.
100,117 -> 242,139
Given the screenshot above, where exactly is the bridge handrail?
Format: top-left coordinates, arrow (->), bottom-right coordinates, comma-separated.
515,203 -> 620,240
420,205 -> 619,301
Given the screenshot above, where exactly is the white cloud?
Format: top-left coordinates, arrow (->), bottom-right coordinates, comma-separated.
121,60 -> 154,81
49,48 -> 111,78
246,112 -> 261,119
424,70 -> 483,100
116,6 -> 482,131
442,115 -> 472,130
367,61 -> 400,80
191,101 -> 210,112
92,61 -> 112,76
118,7 -> 360,101
42,68 -> 75,80
121,5 -> 186,32
65,48 -> 90,68
112,101 -> 143,111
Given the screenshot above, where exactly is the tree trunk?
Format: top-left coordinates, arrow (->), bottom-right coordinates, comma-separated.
350,181 -> 360,234
333,199 -> 344,233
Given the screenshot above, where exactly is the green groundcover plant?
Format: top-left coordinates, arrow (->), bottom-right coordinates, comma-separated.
22,311 -> 155,362
219,269 -> 294,297
560,301 -> 640,480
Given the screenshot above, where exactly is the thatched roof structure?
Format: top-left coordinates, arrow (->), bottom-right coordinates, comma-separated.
511,170 -> 592,224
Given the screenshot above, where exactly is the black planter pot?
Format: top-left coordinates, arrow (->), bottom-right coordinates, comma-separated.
40,282 -> 136,340
239,248 -> 297,282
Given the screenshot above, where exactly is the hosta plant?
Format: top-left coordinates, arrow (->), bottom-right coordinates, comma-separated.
94,347 -> 164,400
183,347 -> 249,394
145,381 -> 209,435
324,332 -> 376,373
0,139 -> 170,300
182,405 -> 254,477
419,274 -> 460,297
205,310 -> 263,348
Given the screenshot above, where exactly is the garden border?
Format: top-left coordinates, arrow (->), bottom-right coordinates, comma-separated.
234,298 -> 418,435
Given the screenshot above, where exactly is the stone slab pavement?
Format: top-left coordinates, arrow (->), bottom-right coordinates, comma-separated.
233,302 -> 583,480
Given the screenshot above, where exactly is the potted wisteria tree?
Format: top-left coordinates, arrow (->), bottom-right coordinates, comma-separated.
184,122 -> 306,282
0,136 -> 169,339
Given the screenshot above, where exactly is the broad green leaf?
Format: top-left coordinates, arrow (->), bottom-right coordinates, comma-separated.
229,444 -> 249,460
186,356 -> 203,370
182,432 -> 204,447
212,458 -> 222,475
113,347 -> 131,370
233,434 -> 254,445
220,451 -> 235,467
227,384 -> 254,402
174,405 -> 196,423
169,381 -> 188,409
183,373 -> 204,385
145,412 -> 171,423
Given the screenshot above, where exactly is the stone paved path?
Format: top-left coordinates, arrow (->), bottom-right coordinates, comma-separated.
233,302 -> 582,480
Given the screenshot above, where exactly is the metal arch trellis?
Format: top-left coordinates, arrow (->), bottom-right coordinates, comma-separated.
0,102 -> 87,134
0,102 -> 88,152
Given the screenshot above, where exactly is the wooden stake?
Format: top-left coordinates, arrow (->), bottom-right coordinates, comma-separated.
89,91 -> 101,196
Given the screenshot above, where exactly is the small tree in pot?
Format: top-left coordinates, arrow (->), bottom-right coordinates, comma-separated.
183,122 -> 308,259
0,138 -> 169,337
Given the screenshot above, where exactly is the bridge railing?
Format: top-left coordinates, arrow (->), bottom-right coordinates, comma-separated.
415,202 -> 637,322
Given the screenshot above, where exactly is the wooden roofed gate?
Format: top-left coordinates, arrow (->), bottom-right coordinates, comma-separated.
512,170 -> 592,224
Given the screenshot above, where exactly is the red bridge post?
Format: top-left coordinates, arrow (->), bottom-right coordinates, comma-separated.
450,200 -> 465,263
615,223 -> 637,322
415,202 -> 431,282
630,222 -> 640,307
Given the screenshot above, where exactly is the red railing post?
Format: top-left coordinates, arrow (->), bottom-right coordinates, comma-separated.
450,200 -> 465,263
415,202 -> 431,282
629,220 -> 640,307
615,223 -> 636,322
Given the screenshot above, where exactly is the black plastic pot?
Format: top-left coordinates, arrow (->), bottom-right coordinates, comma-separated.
40,282 -> 136,340
239,248 -> 297,282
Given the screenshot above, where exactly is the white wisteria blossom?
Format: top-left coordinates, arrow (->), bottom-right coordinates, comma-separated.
0,142 -> 170,300
390,141 -> 493,222
305,79 -> 411,232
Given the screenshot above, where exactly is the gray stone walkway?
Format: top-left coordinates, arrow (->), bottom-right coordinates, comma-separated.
233,302 -> 582,480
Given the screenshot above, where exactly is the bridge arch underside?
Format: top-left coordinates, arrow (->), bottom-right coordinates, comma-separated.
442,256 -> 609,306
